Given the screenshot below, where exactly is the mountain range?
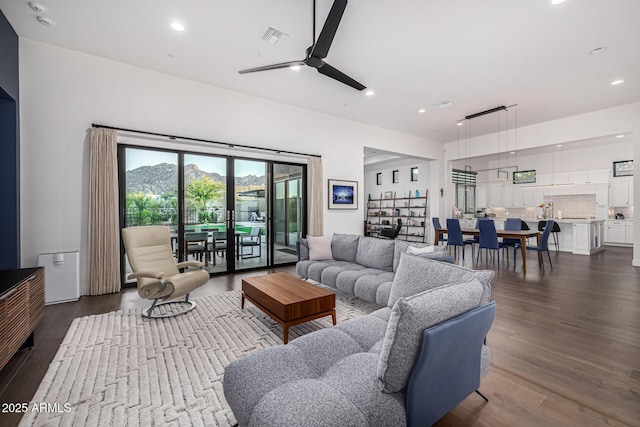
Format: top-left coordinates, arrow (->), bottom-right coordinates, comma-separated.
126,163 -> 264,195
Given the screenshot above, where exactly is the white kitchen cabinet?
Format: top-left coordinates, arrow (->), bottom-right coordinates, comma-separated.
569,170 -> 610,185
595,184 -> 609,206
626,223 -> 634,244
605,220 -> 627,244
523,187 -> 544,208
573,222 -> 604,255
609,179 -> 633,206
489,184 -> 502,207
501,185 -> 523,208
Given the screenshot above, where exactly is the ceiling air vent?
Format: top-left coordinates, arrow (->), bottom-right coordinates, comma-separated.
261,26 -> 289,44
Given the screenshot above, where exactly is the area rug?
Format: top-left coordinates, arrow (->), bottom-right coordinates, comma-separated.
19,288 -> 379,426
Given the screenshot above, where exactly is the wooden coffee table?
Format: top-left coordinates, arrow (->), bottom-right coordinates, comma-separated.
241,272 -> 336,344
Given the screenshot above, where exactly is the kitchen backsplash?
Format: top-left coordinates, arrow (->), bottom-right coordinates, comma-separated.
610,206 -> 634,219
543,194 -> 596,219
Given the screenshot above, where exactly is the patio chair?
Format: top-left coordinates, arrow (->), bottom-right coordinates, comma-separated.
122,226 -> 209,318
240,227 -> 262,259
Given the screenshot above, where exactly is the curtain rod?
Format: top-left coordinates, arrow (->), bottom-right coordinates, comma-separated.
91,123 -> 322,158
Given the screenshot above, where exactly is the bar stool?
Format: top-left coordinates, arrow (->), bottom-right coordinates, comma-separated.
537,221 -> 560,251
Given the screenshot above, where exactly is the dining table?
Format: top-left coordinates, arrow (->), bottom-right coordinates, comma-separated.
434,228 -> 541,273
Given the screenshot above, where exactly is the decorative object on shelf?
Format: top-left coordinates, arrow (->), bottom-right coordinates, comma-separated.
368,193 -> 372,201
415,190 -> 420,197
613,160 -> 633,177
384,191 -> 393,199
376,173 -> 382,185
411,167 -> 418,182
328,179 -> 358,210
392,170 -> 399,183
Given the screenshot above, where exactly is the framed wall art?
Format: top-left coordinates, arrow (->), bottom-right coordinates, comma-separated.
328,179 -> 358,209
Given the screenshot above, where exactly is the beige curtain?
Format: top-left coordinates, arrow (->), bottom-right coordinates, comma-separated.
307,156 -> 324,236
88,128 -> 121,295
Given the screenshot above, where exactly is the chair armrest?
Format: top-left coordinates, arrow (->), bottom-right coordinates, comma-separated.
406,302 -> 496,427
175,261 -> 204,269
127,271 -> 165,280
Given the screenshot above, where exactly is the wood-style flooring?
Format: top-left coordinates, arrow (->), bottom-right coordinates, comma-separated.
1,247 -> 639,426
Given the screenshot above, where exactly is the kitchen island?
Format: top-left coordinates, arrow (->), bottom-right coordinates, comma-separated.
457,216 -> 605,255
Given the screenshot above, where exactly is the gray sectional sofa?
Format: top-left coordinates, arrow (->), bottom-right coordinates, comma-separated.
223,236 -> 495,427
296,234 -> 454,306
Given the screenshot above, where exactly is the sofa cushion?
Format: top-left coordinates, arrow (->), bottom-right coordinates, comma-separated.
355,236 -> 395,271
354,273 -> 395,304
388,253 -> 494,307
377,278 -> 485,393
308,235 -> 333,260
320,263 -> 365,289
332,234 -> 360,262
335,268 -> 387,295
298,238 -> 309,260
393,240 -> 448,272
307,260 -> 351,282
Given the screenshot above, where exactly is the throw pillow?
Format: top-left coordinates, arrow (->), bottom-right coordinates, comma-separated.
377,278 -> 484,393
307,235 -> 333,261
387,253 -> 493,307
392,240 -> 448,272
331,234 -> 360,262
406,245 -> 435,255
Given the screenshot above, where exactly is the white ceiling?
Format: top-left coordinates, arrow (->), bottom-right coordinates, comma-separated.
2,0 -> 639,143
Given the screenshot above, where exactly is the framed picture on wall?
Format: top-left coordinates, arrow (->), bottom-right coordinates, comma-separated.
376,172 -> 382,185
411,167 -> 418,182
328,179 -> 358,209
613,160 -> 633,177
392,170 -> 399,183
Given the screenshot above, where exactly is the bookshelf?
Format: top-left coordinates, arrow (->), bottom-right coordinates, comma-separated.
365,190 -> 429,242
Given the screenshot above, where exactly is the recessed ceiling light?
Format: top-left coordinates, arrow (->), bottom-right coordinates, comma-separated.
550,0 -> 565,5
290,65 -> 301,71
456,121 -> 464,126
433,100 -> 454,109
556,144 -> 563,147
589,46 -> 607,55
36,16 -> 53,26
171,22 -> 185,32
510,151 -> 515,155
418,109 -> 426,113
616,134 -> 624,138
611,79 -> 624,86
365,90 -> 375,96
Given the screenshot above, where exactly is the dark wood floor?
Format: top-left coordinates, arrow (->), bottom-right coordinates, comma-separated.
1,247 -> 638,426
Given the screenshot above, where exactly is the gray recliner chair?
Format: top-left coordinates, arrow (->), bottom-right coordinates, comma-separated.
122,226 -> 209,318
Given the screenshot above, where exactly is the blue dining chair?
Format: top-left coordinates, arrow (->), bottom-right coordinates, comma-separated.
475,220 -> 507,268
502,218 -> 522,268
446,218 -> 474,261
528,220 -> 554,272
433,217 -> 447,245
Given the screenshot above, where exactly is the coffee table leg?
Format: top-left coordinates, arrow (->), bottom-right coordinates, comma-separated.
332,308 -> 336,325
283,326 -> 289,345
241,292 -> 245,309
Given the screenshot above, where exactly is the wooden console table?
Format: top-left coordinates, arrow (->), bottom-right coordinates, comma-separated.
0,267 -> 45,372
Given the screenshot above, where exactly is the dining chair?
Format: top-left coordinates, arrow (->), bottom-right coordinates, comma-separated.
528,220 -> 554,272
432,217 -> 447,245
538,220 -> 561,252
502,218 -> 522,268
446,218 -> 474,261
475,219 -> 507,268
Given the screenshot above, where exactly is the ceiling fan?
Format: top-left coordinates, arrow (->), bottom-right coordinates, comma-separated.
238,0 -> 366,91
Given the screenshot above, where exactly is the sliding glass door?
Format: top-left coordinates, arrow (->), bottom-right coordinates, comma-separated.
119,145 -> 305,283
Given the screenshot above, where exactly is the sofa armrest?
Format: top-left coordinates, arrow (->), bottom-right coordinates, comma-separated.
405,301 -> 496,427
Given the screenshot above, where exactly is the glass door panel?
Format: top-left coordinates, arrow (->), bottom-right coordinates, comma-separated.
273,164 -> 304,265
234,159 -> 268,270
183,154 -> 228,274
122,147 -> 178,283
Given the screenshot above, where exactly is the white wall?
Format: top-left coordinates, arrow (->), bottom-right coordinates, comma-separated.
18,39 -> 444,294
444,102 -> 640,266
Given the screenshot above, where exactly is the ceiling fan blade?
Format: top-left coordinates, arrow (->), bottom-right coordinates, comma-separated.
238,60 -> 305,74
310,0 -> 347,59
316,62 -> 366,91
